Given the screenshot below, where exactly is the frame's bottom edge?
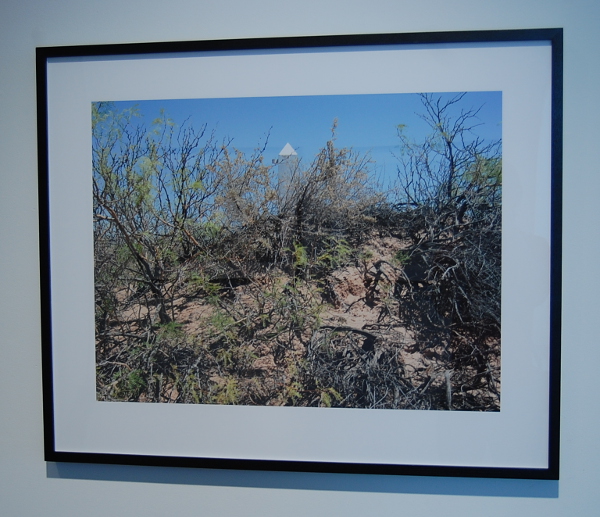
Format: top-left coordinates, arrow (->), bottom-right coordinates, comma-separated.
45,450 -> 558,480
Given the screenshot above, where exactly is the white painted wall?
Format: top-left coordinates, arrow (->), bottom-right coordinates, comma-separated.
1,1 -> 599,515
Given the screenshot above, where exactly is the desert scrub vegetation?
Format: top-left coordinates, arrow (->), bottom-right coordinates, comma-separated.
94,93 -> 501,411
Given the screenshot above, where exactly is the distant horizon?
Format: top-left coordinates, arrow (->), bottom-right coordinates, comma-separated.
101,91 -> 502,189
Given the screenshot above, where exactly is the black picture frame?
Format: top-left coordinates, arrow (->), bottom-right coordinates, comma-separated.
37,28 -> 562,479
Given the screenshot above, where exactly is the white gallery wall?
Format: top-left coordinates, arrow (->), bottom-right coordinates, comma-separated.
0,1 -> 599,515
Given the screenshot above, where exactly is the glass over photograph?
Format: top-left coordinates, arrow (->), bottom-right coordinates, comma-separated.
93,91 -> 502,411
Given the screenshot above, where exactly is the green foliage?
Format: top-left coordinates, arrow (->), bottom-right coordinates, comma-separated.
195,220 -> 223,244
316,237 -> 352,270
178,373 -> 203,404
284,381 -> 303,404
393,250 -> 411,266
292,242 -> 308,269
319,387 -> 343,408
208,310 -> 237,342
156,321 -> 184,339
358,249 -> 374,264
111,368 -> 147,401
465,155 -> 502,187
214,377 -> 240,405
187,271 -> 221,302
128,369 -> 146,395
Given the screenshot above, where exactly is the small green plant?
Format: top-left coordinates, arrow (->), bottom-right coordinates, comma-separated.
208,310 -> 237,342
293,242 -> 309,269
214,377 -> 240,405
156,321 -> 184,338
393,249 -> 411,266
175,372 -> 204,404
317,237 -> 352,270
195,220 -> 223,244
282,362 -> 304,405
111,368 -> 147,400
284,380 -> 303,405
216,347 -> 235,368
319,387 -> 343,408
188,271 -> 221,303
358,249 -> 374,264
358,249 -> 375,277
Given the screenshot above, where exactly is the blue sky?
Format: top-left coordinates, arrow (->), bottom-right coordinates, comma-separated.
107,91 -> 501,187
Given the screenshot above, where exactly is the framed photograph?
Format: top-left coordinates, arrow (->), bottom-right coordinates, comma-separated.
37,29 -> 562,479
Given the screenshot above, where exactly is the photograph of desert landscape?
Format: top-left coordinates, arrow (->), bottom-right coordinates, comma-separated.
93,91 -> 502,411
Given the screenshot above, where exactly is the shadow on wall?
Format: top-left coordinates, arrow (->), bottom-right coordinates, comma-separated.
47,462 -> 558,498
